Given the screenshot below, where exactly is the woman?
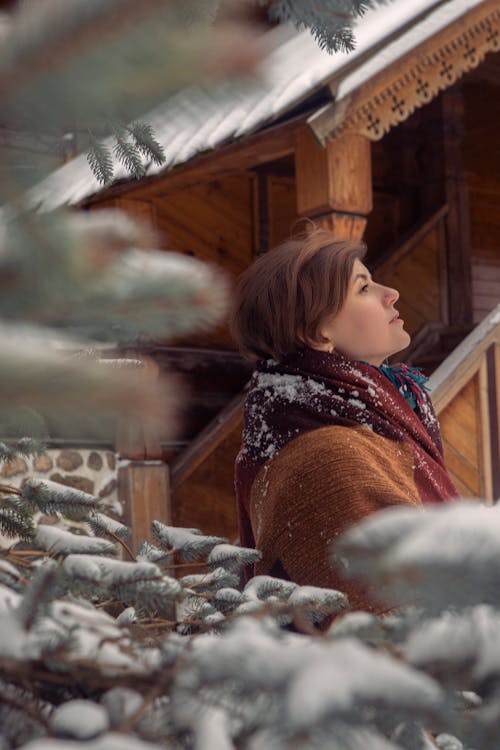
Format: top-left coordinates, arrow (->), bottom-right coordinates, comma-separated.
231,228 -> 457,609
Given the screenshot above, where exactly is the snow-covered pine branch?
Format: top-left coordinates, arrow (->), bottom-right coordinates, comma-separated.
206,543 -> 262,573
34,525 -> 116,556
22,477 -> 101,520
89,512 -> 131,541
152,521 -> 226,562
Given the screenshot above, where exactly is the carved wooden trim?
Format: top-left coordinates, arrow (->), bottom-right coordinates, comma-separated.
310,2 -> 500,143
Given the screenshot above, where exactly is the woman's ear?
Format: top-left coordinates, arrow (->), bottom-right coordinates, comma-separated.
308,337 -> 335,353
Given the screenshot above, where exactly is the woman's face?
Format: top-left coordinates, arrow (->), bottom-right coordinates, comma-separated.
315,259 -> 411,365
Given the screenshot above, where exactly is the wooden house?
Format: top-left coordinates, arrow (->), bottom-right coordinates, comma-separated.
30,0 -> 500,549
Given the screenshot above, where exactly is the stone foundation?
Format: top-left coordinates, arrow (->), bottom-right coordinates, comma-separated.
0,448 -> 120,516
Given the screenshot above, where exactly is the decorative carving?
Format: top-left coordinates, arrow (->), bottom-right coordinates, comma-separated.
332,8 -> 500,142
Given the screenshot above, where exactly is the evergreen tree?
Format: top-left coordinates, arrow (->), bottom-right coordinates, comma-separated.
1,2 -> 494,750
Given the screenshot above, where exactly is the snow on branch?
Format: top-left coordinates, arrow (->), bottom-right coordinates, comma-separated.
152,521 -> 226,562
22,477 -> 101,519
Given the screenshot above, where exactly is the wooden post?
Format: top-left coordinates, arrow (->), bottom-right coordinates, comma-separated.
115,356 -> 171,554
441,87 -> 473,328
118,461 -> 171,553
294,126 -> 372,240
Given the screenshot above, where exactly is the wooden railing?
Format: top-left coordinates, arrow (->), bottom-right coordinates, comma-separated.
428,304 -> 500,503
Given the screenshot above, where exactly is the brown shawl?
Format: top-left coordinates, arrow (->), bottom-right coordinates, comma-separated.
235,348 -> 458,554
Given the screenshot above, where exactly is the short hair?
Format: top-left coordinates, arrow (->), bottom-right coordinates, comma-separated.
230,227 -> 367,362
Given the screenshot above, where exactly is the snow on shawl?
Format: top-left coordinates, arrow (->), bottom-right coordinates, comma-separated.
235,347 -> 458,551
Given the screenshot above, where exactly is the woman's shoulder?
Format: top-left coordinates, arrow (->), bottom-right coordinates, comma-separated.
269,424 -> 413,472
251,425 -> 419,511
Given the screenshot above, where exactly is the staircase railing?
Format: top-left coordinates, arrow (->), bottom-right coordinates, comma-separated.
428,304 -> 500,503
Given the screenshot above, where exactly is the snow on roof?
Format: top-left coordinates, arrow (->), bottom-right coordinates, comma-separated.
428,303 -> 500,394
28,0 -> 485,211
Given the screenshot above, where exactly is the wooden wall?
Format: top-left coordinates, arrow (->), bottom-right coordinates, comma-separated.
171,420 -> 242,541
463,76 -> 500,323
373,216 -> 447,338
439,375 -> 484,498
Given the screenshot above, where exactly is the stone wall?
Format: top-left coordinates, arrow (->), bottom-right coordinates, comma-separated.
0,447 -> 120,515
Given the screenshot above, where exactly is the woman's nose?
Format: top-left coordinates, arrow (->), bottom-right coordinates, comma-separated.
383,285 -> 399,305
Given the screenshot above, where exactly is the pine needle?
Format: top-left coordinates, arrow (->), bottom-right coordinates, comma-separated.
127,121 -> 165,167
86,132 -> 114,185
112,127 -> 146,179
266,0 -> 385,53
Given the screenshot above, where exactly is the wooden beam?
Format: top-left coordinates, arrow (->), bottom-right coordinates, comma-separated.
486,344 -> 500,502
170,391 -> 245,490
82,111 -> 309,206
295,128 -> 372,217
295,126 -> 372,239
371,204 -> 449,272
114,355 -> 171,552
119,461 -> 171,554
314,212 -> 367,241
430,310 -> 500,414
441,87 -> 473,328
479,357 -> 493,503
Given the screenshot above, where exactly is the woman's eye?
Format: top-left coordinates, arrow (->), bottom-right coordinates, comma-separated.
360,284 -> 369,293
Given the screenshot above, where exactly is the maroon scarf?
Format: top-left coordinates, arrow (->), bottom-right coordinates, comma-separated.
235,348 -> 458,549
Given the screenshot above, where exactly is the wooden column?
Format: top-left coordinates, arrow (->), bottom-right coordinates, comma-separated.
294,126 -> 372,240
116,356 -> 171,554
441,87 -> 473,328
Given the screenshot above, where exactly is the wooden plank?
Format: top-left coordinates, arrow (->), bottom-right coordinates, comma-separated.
172,424 -> 242,541
268,176 -> 297,248
170,392 -> 245,491
430,321 -> 500,414
439,380 -> 479,469
371,205 -> 448,272
442,438 -> 480,497
115,197 -> 156,226
315,213 -> 367,241
478,358 -> 493,503
441,88 -> 473,328
295,127 -> 372,217
472,280 -> 500,297
155,173 -> 254,276
82,111 -> 307,206
487,345 -> 500,501
119,462 -> 171,554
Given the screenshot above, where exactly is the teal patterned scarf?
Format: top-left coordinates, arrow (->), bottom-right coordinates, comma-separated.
375,361 -> 430,411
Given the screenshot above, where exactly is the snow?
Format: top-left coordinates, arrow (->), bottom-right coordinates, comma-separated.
35,525 -> 116,555
189,616 -> 323,690
405,606 -> 500,686
285,637 -> 443,730
287,585 -> 347,612
207,543 -> 261,571
27,0 -> 468,211
61,553 -> 165,586
24,477 -> 99,507
152,521 -> 225,560
101,687 -> 143,728
335,0 -> 486,102
19,733 -> 162,750
194,707 -> 233,750
244,575 -> 297,601
0,558 -> 22,585
50,700 -> 109,739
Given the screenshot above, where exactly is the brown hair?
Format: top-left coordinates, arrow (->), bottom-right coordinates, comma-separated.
230,227 -> 367,362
